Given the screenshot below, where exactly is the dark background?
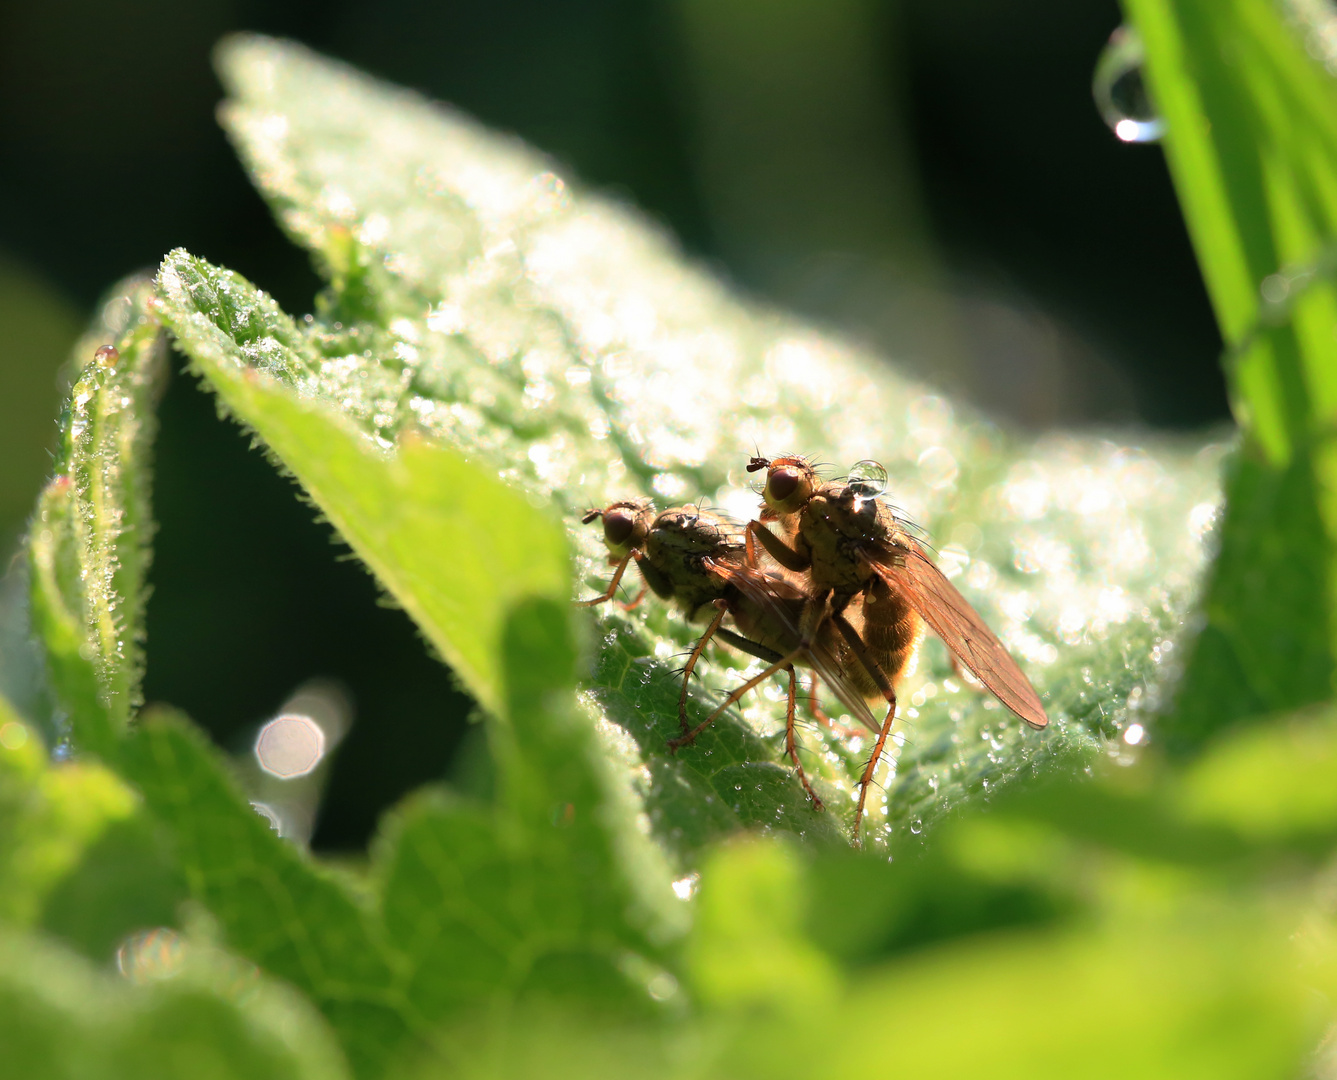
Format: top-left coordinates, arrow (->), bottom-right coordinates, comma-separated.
0,0 -> 1226,848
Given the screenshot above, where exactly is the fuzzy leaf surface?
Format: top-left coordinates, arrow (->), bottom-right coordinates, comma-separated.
165,36 -> 1230,854
26,277 -> 165,755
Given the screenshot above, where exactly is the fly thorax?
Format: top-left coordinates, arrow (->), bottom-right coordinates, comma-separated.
648,508 -> 743,559
646,507 -> 739,615
801,488 -> 874,593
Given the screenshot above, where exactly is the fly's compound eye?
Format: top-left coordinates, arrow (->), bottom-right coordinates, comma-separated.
767,466 -> 802,504
602,508 -> 636,550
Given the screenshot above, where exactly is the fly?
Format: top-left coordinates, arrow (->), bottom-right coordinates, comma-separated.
580,498 -> 878,809
743,455 -> 1049,844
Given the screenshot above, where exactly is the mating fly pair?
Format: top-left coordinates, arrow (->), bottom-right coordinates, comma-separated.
579,498 -> 879,810
581,454 -> 1049,844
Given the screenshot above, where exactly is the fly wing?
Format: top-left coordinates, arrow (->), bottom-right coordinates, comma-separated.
704,557 -> 881,734
871,540 -> 1048,729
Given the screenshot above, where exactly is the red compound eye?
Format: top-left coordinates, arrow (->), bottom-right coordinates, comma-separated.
602,508 -> 635,547
768,467 -> 801,503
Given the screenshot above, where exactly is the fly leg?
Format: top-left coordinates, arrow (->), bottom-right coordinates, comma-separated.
577,552 -> 635,607
784,666 -> 824,810
806,672 -> 861,739
854,694 -> 898,850
829,600 -> 900,847
714,627 -> 821,809
746,520 -> 811,573
667,645 -> 803,750
670,589 -> 831,751
676,600 -> 730,736
618,584 -> 649,611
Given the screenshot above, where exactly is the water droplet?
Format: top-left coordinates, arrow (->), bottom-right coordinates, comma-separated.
849,459 -> 888,496
647,971 -> 679,1001
671,872 -> 700,900
94,344 -> 119,368
909,818 -> 923,834
0,721 -> 29,750
254,713 -> 327,778
1093,26 -> 1165,143
250,801 -> 283,834
116,928 -> 185,983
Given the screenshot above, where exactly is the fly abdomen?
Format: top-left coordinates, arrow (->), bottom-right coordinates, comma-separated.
860,574 -> 924,686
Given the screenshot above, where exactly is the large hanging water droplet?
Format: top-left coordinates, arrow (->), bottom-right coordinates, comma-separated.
849,459 -> 888,497
1093,26 -> 1165,144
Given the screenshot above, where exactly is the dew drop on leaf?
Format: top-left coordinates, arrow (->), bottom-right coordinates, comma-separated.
1093,26 -> 1165,143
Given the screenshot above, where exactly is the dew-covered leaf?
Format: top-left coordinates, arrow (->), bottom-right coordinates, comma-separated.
185,34 -> 1225,852
26,277 -> 165,756
154,247 -> 569,720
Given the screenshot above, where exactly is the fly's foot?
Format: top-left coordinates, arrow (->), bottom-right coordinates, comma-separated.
796,774 -> 824,812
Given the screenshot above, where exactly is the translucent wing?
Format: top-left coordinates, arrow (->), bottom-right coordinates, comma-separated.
704,557 -> 881,734
871,540 -> 1048,729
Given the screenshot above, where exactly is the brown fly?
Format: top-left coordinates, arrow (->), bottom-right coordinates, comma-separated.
580,498 -> 878,809
742,454 -> 1049,844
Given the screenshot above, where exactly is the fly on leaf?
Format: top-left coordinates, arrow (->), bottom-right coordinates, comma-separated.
580,498 -> 878,810
744,454 -> 1049,844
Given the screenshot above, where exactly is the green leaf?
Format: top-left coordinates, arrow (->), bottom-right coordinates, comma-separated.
1124,0 -> 1337,747
0,709 -> 184,961
111,606 -> 682,1077
165,35 -> 1224,852
367,597 -> 686,1054
405,826 -> 1330,1080
687,837 -> 839,1012
825,917 -> 1317,1080
0,713 -> 137,927
1177,702 -> 1337,839
153,249 -> 569,721
116,709 -> 407,1079
0,927 -> 349,1080
26,276 -> 165,756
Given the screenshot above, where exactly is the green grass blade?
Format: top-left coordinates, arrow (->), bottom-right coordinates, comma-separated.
1125,0 -> 1337,747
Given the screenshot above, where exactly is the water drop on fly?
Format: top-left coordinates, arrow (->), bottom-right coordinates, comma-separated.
1093,26 -> 1165,144
848,459 -> 888,497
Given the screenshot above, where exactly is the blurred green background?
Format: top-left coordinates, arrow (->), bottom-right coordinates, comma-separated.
0,0 -> 1227,849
